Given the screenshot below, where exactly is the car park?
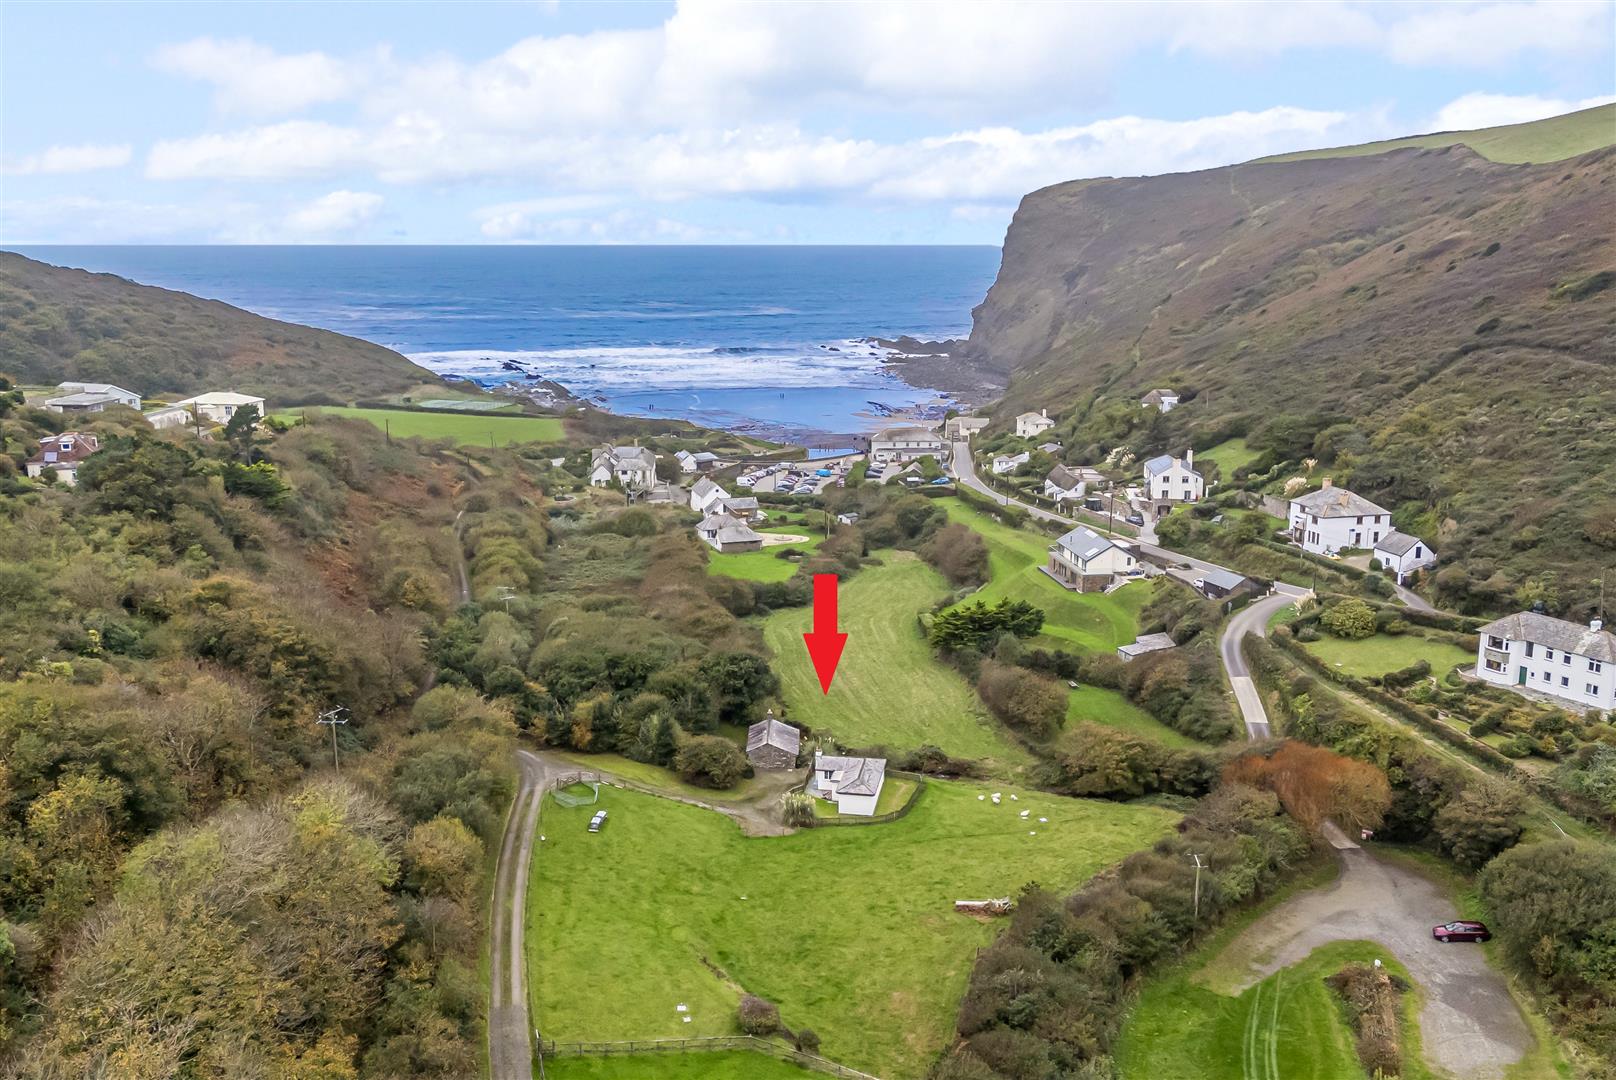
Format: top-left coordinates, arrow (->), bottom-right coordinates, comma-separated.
1432,920 -> 1490,943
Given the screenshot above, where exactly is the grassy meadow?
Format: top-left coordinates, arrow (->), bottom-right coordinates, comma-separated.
542,1053 -> 817,1079
1302,634 -> 1474,680
528,780 -> 1178,1079
1253,102 -> 1615,165
1066,684 -> 1205,749
934,497 -> 1148,653
760,551 -> 1029,766
706,528 -> 823,583
276,405 -> 564,446
1196,437 -> 1261,478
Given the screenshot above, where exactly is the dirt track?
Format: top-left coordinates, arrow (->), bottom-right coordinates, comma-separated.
1216,833 -> 1533,1080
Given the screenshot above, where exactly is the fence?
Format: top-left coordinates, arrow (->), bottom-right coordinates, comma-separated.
536,1034 -> 883,1080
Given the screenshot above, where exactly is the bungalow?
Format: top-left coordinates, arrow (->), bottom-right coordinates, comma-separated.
589,445 -> 658,489
1193,568 -> 1250,600
1047,525 -> 1136,592
1118,633 -> 1177,662
696,512 -> 764,553
689,476 -> 730,513
836,512 -> 860,525
870,426 -> 948,465
1373,532 -> 1437,584
145,404 -> 194,430
991,451 -> 1030,475
1475,613 -> 1615,713
25,432 -> 100,485
1140,388 -> 1180,413
173,392 -> 267,424
717,495 -> 764,522
745,711 -> 801,770
675,450 -> 721,473
810,751 -> 887,816
1015,409 -> 1055,438
1044,464 -> 1106,503
1036,441 -> 1063,455
943,415 -> 990,440
1143,451 -> 1204,504
1288,480 -> 1391,556
45,382 -> 141,412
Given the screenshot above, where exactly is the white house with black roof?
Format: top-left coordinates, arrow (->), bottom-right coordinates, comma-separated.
1373,531 -> 1437,584
1288,480 -> 1391,555
1475,612 -> 1615,713
1142,451 -> 1203,505
689,475 -> 730,513
810,751 -> 887,816
589,444 -> 658,489
1047,525 -> 1136,592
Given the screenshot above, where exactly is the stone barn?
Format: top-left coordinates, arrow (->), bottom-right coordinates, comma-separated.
745,712 -> 801,770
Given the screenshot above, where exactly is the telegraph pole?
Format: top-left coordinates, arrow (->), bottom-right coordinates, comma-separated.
317,706 -> 351,773
1190,853 -> 1207,920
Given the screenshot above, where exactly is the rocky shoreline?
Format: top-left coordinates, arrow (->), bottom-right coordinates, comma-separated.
861,335 -> 1007,408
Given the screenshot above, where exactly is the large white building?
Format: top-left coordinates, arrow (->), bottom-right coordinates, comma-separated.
1046,525 -> 1136,592
173,392 -> 267,424
1476,612 -> 1615,713
689,475 -> 729,512
869,426 -> 948,465
1015,409 -> 1055,438
589,445 -> 657,489
44,382 -> 141,413
1288,481 -> 1391,556
1142,451 -> 1204,503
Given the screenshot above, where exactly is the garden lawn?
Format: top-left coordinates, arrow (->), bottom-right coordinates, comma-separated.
706,529 -> 824,583
276,405 -> 563,445
1117,940 -> 1437,1080
1302,634 -> 1474,680
1066,685 -> 1205,748
1195,437 -> 1262,477
811,776 -> 918,818
529,779 -> 1177,1080
543,1052 -> 815,1079
760,551 -> 1028,765
935,497 -> 1148,652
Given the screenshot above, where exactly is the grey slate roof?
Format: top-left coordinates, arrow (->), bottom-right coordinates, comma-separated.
1118,633 -> 1178,658
1291,485 -> 1389,518
746,715 -> 801,756
720,496 -> 759,512
1016,411 -> 1051,423
1374,531 -> 1427,556
691,476 -> 723,498
873,426 -> 943,443
698,512 -> 743,531
45,392 -> 121,407
1047,465 -> 1084,490
715,524 -> 763,545
816,754 -> 887,797
1199,568 -> 1247,592
1054,525 -> 1115,562
1142,454 -> 1175,476
1476,612 -> 1616,663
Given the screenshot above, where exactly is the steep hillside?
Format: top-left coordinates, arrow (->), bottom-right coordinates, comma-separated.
1255,101 -> 1615,165
0,250 -> 442,403
966,126 -> 1616,614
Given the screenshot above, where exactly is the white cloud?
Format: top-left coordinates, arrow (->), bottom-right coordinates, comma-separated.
147,121 -> 368,180
284,190 -> 384,235
0,195 -> 265,243
476,204 -> 734,243
3,143 -> 132,175
1432,91 -> 1616,131
1385,1 -> 1614,67
153,37 -> 357,115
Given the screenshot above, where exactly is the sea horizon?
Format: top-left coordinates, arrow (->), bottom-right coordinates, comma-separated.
10,244 -> 1002,437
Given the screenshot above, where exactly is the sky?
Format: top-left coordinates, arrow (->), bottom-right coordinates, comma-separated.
2,0 -> 1612,245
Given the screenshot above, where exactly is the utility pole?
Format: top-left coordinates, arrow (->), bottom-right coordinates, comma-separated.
1190,853 -> 1207,920
496,585 -> 517,613
317,706 -> 350,773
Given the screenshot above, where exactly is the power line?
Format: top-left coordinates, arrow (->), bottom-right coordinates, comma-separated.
316,705 -> 351,773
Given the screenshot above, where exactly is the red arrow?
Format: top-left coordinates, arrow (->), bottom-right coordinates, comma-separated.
803,573 -> 848,694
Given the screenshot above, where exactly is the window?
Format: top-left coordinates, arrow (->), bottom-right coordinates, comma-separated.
1485,658 -> 1505,673
1588,684 -> 1600,696
1561,676 -> 1570,688
1545,649 -> 1555,661
1525,642 -> 1534,657
1488,635 -> 1505,649
1543,672 -> 1551,683
1592,661 -> 1604,674
1564,654 -> 1572,665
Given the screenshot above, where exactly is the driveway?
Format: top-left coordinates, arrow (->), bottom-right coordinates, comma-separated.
488,750 -> 558,1080
1217,827 -> 1533,1080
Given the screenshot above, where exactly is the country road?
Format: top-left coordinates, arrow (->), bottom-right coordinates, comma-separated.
488,750 -> 558,1080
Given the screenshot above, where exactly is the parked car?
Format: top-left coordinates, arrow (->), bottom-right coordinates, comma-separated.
1126,513 -> 1145,526
587,810 -> 608,833
930,477 -> 951,485
1432,920 -> 1490,943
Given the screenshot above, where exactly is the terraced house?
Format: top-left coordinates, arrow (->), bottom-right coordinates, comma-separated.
1476,612 -> 1616,713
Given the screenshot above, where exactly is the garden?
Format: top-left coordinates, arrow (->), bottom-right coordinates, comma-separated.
272,404 -> 565,445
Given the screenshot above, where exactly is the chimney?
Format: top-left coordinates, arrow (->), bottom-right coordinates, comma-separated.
1041,408 -> 1047,418
1185,449 -> 1194,467
1321,477 -> 1333,489
1594,618 -> 1605,633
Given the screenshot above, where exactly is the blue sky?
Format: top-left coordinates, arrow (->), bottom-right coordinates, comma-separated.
2,0 -> 1612,244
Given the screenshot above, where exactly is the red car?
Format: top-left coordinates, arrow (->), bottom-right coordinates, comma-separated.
1432,920 -> 1491,943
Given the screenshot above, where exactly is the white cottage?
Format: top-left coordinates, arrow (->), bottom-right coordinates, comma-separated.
1044,464 -> 1106,504
991,451 -> 1030,475
173,392 -> 267,424
689,476 -> 730,513
45,382 -> 142,412
1142,451 -> 1203,504
1140,388 -> 1180,413
1015,409 -> 1055,438
589,445 -> 658,489
1288,480 -> 1391,555
1373,532 -> 1437,584
696,512 -> 763,553
1475,613 -> 1615,713
944,416 -> 990,440
24,432 -> 100,485
810,751 -> 887,816
1047,525 -> 1136,592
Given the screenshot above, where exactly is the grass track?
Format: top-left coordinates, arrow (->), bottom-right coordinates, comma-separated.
934,497 -> 1148,653
760,551 -> 1029,764
277,405 -> 564,445
529,779 -> 1177,1079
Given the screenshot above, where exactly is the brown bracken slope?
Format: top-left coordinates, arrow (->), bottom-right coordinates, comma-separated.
0,251 -> 441,403
965,139 -> 1616,613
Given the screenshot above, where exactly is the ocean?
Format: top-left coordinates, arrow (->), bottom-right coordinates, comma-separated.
13,245 -> 1001,437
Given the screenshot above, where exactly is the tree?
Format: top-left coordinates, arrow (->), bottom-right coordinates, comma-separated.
922,523 -> 989,587
222,404 -> 261,459
1320,598 -> 1377,640
794,1028 -> 821,1054
697,652 -> 778,725
1480,840 -> 1616,995
929,599 -> 1045,652
403,817 -> 484,901
975,661 -> 1064,738
1223,742 -> 1391,835
673,736 -> 748,789
1432,778 -> 1524,869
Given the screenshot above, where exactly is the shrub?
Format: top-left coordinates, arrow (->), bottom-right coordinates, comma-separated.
922,523 -> 989,587
1432,777 -> 1524,868
781,790 -> 816,827
737,993 -> 780,1035
1320,598 -> 1377,639
976,660 -> 1064,738
673,735 -> 749,789
794,1028 -> 820,1054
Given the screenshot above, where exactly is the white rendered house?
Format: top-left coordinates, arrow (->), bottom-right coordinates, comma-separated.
991,451 -> 1029,475
45,382 -> 142,412
1142,451 -> 1204,503
689,476 -> 730,512
810,752 -> 887,816
1015,409 -> 1055,438
588,445 -> 657,489
1288,480 -> 1391,555
870,426 -> 948,464
1475,613 -> 1615,713
1140,389 -> 1179,413
1373,532 -> 1437,584
174,392 -> 267,424
1047,525 -> 1136,592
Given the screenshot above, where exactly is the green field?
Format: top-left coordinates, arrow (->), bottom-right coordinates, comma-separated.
1302,633 -> 1473,679
706,529 -> 823,583
1254,102 -> 1615,165
935,497 -> 1149,652
1196,437 -> 1261,478
543,1052 -> 817,1079
1067,685 -> 1204,748
276,405 -> 564,446
760,552 -> 1029,765
1117,939 -> 1434,1080
528,780 -> 1178,1079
